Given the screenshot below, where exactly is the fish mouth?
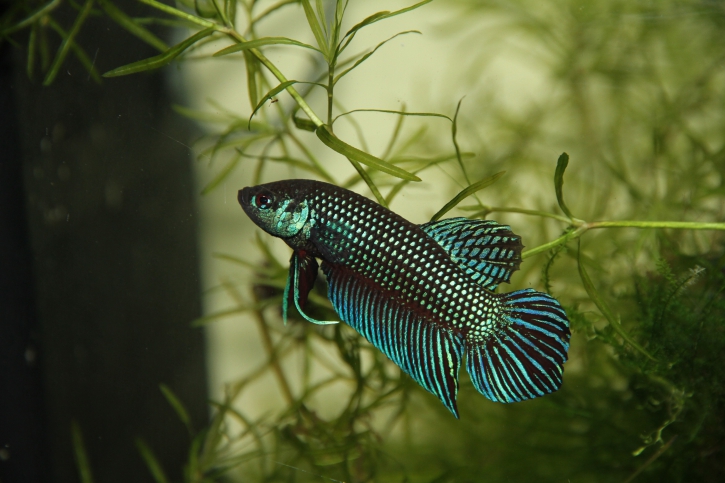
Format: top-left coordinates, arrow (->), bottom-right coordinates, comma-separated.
238,187 -> 251,207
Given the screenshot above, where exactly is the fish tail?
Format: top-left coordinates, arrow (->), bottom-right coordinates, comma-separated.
465,289 -> 570,403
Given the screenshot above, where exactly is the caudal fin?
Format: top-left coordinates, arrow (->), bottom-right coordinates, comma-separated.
465,289 -> 570,403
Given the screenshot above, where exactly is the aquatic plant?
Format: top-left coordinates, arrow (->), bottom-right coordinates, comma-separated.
4,0 -> 725,481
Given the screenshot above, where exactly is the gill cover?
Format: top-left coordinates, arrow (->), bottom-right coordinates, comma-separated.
238,186 -> 309,238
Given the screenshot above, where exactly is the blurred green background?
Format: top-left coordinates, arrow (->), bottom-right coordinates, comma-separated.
2,1 -> 724,482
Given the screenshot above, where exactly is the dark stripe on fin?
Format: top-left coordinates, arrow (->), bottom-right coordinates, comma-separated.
322,263 -> 465,417
420,218 -> 523,290
466,289 -> 570,403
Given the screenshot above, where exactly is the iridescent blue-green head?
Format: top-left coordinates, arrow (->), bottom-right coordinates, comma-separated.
238,181 -> 311,241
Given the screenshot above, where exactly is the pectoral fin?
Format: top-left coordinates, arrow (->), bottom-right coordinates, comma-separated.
283,251 -> 337,326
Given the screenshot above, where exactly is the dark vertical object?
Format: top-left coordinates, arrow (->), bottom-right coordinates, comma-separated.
4,1 -> 208,482
0,42 -> 49,483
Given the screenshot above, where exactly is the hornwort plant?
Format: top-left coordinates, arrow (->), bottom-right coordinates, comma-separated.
4,0 -> 725,481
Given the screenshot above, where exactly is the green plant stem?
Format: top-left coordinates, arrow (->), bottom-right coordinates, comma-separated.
476,206 -> 573,223
522,220 -> 725,259
71,420 -> 94,483
286,131 -> 336,183
222,280 -> 295,406
522,226 -> 588,259
347,157 -> 388,207
222,30 -> 323,127
43,0 -> 94,85
139,0 -> 324,127
138,0 -> 216,28
327,66 -> 334,125
2,0 -> 63,35
624,436 -> 678,483
589,220 -> 725,230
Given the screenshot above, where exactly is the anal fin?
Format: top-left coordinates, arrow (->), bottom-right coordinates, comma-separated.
322,263 -> 465,417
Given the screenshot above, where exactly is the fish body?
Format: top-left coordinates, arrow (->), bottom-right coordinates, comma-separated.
239,179 -> 570,418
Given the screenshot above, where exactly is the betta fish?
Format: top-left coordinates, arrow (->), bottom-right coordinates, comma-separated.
239,179 -> 570,418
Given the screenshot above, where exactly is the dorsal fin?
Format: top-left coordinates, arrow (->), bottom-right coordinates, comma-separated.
420,218 -> 523,291
321,262 -> 465,418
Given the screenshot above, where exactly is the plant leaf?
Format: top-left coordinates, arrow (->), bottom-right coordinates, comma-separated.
333,107 -> 451,124
384,153 -> 474,205
316,125 -> 421,181
248,80 -> 326,128
212,252 -> 257,268
347,157 -> 388,207
224,0 -> 237,28
430,171 -> 506,222
301,0 -> 328,58
135,438 -> 170,483
27,23 -> 38,78
577,244 -> 657,361
138,0 -> 216,28
201,151 -> 242,194
195,0 -> 220,19
172,104 -> 232,123
45,18 -> 102,84
293,115 -> 318,132
554,152 -> 575,219
159,384 -> 192,432
98,0 -> 168,52
1,0 -> 62,36
213,37 -> 321,57
248,79 -> 295,127
103,28 -> 214,77
338,0 -> 433,54
451,97 -> 469,182
43,0 -> 95,86
71,420 -> 94,483
334,30 -> 420,85
252,0 -> 298,23
192,306 -> 255,327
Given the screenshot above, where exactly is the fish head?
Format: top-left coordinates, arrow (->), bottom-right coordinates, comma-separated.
238,183 -> 310,239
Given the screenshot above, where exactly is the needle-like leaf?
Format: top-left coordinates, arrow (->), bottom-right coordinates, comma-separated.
213,37 -> 322,57
333,108 -> 451,125
338,0 -> 432,55
98,0 -> 168,52
301,0 -> 328,58
103,28 -> 214,77
577,244 -> 657,361
159,384 -> 192,433
334,31 -> 421,85
43,0 -> 95,86
1,0 -> 62,35
554,152 -> 575,219
248,80 -> 326,128
135,438 -> 170,483
71,421 -> 94,483
430,172 -> 506,222
316,125 -> 421,182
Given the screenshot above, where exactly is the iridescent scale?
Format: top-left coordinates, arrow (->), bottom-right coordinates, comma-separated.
308,184 -> 506,340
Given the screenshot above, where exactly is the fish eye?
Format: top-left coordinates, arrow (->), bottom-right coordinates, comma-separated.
253,193 -> 274,210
